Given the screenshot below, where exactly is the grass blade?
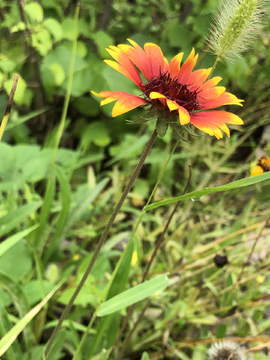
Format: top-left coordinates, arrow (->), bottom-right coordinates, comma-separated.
0,278 -> 65,357
0,299 -> 23,360
0,202 -> 41,238
0,271 -> 35,351
144,172 -> 270,211
0,224 -> 39,257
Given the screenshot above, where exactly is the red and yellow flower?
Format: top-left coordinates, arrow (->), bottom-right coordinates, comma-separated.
92,39 -> 244,139
250,155 -> 270,176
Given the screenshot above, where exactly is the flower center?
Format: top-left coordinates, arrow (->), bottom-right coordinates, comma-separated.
141,71 -> 199,113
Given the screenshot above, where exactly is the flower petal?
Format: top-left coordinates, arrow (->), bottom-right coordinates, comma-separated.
91,90 -> 147,117
149,92 -> 167,99
200,92 -> 244,110
119,40 -> 152,81
104,46 -> 142,87
190,110 -> 243,139
143,42 -> 169,77
186,68 -> 212,87
198,86 -> 226,103
199,77 -> 223,92
178,48 -> 198,84
251,166 -> 264,177
167,99 -> 190,125
169,52 -> 184,79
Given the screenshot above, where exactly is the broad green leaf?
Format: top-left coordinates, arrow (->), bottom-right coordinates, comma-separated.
0,279 -> 65,357
47,63 -> 65,86
92,31 -> 114,58
0,241 -> 32,281
144,172 -> 270,211
24,2 -> 43,22
97,274 -> 169,317
0,203 -> 41,238
0,224 -> 39,257
23,280 -> 54,306
44,18 -> 63,42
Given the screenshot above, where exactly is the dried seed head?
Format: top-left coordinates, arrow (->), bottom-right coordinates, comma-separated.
208,341 -> 245,360
208,0 -> 265,61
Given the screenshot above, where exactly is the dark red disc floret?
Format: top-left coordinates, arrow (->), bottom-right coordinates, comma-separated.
141,71 -> 199,113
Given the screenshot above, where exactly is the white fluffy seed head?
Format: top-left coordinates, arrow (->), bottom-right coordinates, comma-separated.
208,341 -> 245,360
207,0 -> 266,61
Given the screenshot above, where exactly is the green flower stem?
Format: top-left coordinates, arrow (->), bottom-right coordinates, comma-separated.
0,74 -> 19,142
207,57 -> 220,80
108,139 -> 180,359
44,129 -> 157,357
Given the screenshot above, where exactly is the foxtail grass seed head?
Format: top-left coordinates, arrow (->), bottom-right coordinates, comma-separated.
208,0 -> 265,61
208,341 -> 245,360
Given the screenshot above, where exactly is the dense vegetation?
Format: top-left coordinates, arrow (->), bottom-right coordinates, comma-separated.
0,0 -> 270,359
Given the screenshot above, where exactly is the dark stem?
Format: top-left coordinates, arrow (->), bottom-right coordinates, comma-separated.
110,165 -> 192,358
96,0 -> 114,30
44,129 -> 157,356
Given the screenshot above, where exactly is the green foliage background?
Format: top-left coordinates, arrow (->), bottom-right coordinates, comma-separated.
0,0 -> 270,359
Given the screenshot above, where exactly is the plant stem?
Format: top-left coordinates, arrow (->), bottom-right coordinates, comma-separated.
44,129 -> 157,356
207,57 -> 220,80
115,165 -> 192,359
0,74 -> 19,141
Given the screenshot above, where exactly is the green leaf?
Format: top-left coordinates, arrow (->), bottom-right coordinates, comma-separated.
34,166 -> 56,249
0,271 -> 35,351
5,108 -> 50,130
81,122 -> 111,150
45,328 -> 66,360
97,274 -> 169,317
24,2 -> 43,22
44,178 -> 109,261
0,224 -> 39,257
4,75 -> 27,106
0,203 -> 41,238
74,97 -> 99,117
92,31 -> 114,58
0,279 -> 65,358
23,280 -> 54,306
44,165 -> 70,260
144,172 -> 270,211
44,18 -> 63,42
88,238 -> 134,356
141,352 -> 150,360
0,299 -> 23,360
0,241 -> 32,281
